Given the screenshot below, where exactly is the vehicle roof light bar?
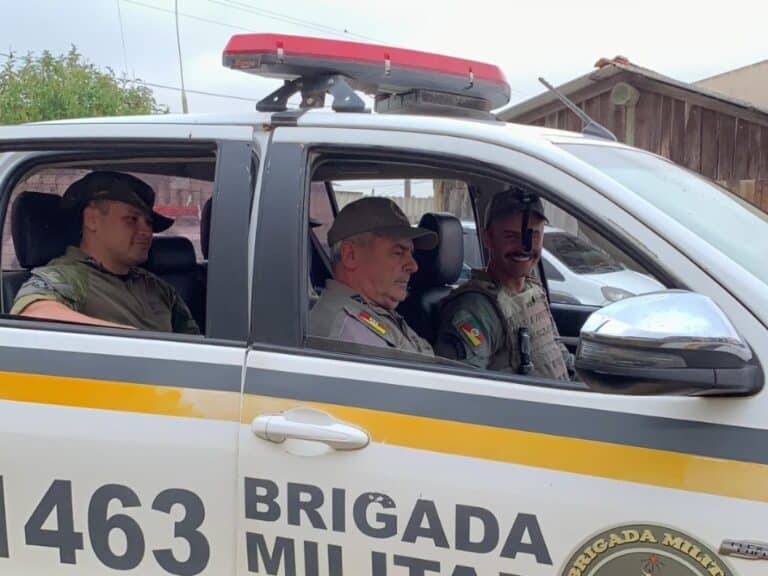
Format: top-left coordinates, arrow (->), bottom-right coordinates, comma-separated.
223,33 -> 511,117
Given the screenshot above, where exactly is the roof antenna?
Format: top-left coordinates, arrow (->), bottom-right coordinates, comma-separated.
538,77 -> 616,141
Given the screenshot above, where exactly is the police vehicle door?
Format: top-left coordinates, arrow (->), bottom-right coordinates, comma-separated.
240,125 -> 767,576
0,124 -> 256,576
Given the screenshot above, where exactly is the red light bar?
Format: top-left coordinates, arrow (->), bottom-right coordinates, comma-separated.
223,33 -> 510,111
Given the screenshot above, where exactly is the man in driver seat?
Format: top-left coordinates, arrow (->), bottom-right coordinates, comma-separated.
10,171 -> 200,334
310,196 -> 437,355
434,188 -> 571,379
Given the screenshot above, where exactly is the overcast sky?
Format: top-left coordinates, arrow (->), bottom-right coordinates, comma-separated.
2,0 -> 766,116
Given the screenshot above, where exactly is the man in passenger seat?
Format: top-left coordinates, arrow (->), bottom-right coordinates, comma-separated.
434,189 -> 571,379
310,197 -> 437,355
11,171 -> 200,334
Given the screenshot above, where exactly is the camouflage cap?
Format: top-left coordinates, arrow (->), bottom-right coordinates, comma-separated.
484,188 -> 548,229
61,171 -> 174,232
328,196 -> 438,250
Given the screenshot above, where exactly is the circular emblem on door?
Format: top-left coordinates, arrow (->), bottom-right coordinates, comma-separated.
560,524 -> 736,576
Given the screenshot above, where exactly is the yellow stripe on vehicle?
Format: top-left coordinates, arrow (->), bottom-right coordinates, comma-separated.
0,370 -> 240,421
243,394 -> 768,504
1,370 -> 765,504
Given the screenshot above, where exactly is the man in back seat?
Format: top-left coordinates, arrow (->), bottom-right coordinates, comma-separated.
10,171 -> 200,334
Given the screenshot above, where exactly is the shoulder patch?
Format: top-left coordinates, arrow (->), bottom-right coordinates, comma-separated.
342,304 -> 398,347
456,317 -> 486,348
357,311 -> 387,335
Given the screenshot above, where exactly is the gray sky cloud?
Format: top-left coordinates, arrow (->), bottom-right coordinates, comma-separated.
2,0 -> 766,114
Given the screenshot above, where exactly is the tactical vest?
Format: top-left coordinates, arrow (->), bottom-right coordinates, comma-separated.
446,275 -> 569,380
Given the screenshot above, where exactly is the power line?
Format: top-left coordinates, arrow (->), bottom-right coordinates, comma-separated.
121,0 -> 252,32
122,0 -> 383,43
0,48 -> 260,104
135,79 -> 261,102
204,0 -> 384,42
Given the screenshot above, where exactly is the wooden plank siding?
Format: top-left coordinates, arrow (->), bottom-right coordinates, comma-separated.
747,123 -> 762,179
509,75 -> 768,212
669,99 -> 686,164
734,119 -> 751,177
684,105 -> 703,172
716,115 -> 736,181
700,109 -> 718,180
760,127 -> 768,181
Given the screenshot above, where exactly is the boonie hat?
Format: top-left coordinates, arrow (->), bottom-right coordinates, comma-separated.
328,196 -> 438,250
61,171 -> 174,232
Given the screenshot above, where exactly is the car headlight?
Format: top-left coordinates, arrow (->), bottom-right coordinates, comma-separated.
601,286 -> 634,303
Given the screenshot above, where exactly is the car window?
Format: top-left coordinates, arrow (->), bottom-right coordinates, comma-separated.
461,220 -> 483,270
301,153 -> 670,391
543,231 -> 623,274
458,217 -> 665,307
562,143 -> 768,287
543,222 -> 666,306
308,181 -> 334,249
3,167 -> 213,269
0,154 -> 224,338
332,178 -> 473,227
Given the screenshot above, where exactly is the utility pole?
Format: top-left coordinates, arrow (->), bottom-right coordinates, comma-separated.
174,0 -> 189,113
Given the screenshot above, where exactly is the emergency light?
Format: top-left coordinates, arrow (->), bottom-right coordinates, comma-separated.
223,33 -> 510,118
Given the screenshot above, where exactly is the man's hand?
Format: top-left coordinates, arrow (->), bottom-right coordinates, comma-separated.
19,300 -> 137,330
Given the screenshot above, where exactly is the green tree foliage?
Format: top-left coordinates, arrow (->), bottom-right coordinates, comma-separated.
0,46 -> 168,124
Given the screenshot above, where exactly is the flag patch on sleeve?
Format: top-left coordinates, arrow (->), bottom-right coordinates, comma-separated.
358,312 -> 387,335
459,321 -> 485,347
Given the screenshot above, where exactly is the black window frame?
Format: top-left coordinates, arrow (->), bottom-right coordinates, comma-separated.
248,142 -> 678,392
0,139 -> 255,344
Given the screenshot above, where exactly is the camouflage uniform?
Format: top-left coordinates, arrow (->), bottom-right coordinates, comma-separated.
434,269 -> 570,380
11,246 -> 199,334
310,280 -> 433,356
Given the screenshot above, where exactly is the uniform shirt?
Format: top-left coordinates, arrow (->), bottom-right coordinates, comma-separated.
310,280 -> 433,356
434,269 -> 570,380
10,246 -> 200,334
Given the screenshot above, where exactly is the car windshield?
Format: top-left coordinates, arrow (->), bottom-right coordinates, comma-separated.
561,144 -> 768,286
543,232 -> 623,274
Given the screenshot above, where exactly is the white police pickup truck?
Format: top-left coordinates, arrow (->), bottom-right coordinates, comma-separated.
0,33 -> 765,576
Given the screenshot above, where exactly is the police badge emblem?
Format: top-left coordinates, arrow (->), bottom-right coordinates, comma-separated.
561,524 -> 736,576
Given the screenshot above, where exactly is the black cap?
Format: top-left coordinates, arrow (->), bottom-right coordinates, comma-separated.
484,188 -> 548,230
328,196 -> 438,250
61,171 -> 174,232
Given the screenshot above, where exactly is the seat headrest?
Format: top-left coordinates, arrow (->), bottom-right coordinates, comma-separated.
200,197 -> 212,259
145,236 -> 196,273
12,191 -> 69,269
410,212 -> 464,289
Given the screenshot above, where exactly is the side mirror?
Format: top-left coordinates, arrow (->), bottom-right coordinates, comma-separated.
575,291 -> 763,395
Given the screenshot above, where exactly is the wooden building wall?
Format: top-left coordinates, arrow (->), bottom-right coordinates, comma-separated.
523,75 -> 768,213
